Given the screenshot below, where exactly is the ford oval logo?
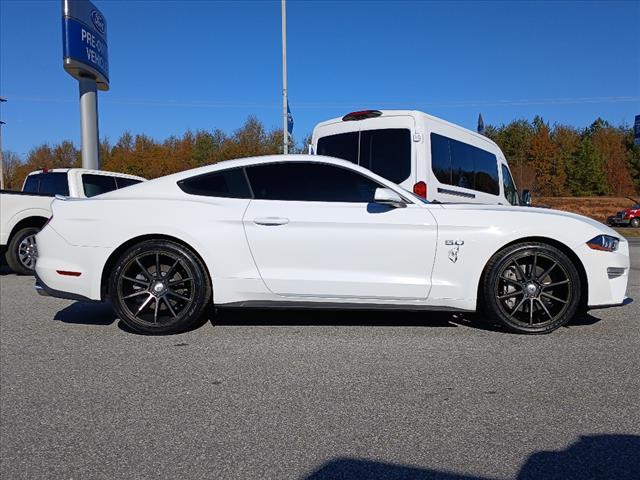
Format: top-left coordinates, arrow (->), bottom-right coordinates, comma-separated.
91,10 -> 105,35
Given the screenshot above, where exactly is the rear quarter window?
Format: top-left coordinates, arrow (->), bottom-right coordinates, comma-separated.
178,168 -> 252,198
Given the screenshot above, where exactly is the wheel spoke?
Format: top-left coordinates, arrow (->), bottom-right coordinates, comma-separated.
166,290 -> 190,302
512,260 -> 527,281
165,259 -> 181,279
162,297 -> 178,318
122,276 -> 149,286
123,290 -> 148,300
542,279 -> 569,288
537,261 -> 557,282
155,253 -> 161,278
531,252 -> 538,278
540,291 -> 568,304
136,258 -> 151,279
499,276 -> 520,286
529,298 -> 534,326
509,296 -> 527,318
168,277 -> 193,286
135,294 -> 155,316
498,290 -> 523,300
153,298 -> 160,324
536,298 -> 553,319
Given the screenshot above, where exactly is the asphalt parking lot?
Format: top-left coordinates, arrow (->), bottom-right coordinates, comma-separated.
1,241 -> 639,480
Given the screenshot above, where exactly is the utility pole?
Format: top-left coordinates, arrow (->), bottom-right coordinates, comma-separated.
0,97 -> 6,190
281,0 -> 288,154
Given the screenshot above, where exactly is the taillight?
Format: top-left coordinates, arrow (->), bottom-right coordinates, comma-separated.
413,181 -> 427,199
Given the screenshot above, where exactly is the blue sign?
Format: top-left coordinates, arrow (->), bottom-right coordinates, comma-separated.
635,115 -> 640,146
62,0 -> 109,90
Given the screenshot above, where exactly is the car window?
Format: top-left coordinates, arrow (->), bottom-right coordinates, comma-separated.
82,174 -> 118,198
115,177 -> 143,189
245,162 -> 382,203
430,133 -> 499,195
317,129 -> 411,184
178,168 -> 252,198
37,173 -> 70,196
501,165 -> 519,205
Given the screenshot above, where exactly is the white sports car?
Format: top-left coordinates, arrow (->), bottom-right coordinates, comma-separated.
35,155 -> 631,335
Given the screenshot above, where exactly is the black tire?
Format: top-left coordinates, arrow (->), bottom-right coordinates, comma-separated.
482,242 -> 581,334
6,227 -> 40,275
631,218 -> 640,228
109,239 -> 212,335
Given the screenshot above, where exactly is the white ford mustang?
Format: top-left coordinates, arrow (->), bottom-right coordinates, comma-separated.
35,155 -> 631,335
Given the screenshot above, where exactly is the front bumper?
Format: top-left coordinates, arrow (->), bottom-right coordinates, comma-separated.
607,216 -> 630,226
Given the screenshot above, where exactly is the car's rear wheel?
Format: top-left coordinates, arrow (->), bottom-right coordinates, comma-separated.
6,227 -> 40,275
631,218 -> 640,228
109,239 -> 212,335
482,242 -> 581,334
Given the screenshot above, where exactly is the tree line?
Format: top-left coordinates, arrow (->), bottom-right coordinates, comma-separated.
2,115 -> 639,196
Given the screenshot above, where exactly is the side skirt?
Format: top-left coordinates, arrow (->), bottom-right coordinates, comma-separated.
217,300 -> 474,313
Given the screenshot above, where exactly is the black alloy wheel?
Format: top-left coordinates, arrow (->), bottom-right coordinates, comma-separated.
483,242 -> 581,334
109,240 -> 211,334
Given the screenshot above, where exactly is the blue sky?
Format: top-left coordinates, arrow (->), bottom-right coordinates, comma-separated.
1,0 -> 639,157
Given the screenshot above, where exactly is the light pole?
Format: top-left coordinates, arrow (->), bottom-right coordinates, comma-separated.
0,96 -> 6,190
281,0 -> 288,154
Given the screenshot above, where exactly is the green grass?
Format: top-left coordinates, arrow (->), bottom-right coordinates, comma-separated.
614,228 -> 640,238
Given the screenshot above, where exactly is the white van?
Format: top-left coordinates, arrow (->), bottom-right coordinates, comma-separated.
312,110 -> 524,205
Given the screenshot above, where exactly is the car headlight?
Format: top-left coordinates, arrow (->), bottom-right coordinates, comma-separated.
586,235 -> 619,252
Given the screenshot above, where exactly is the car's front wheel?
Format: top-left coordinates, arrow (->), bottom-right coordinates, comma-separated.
482,242 -> 581,334
631,218 -> 640,228
109,239 -> 212,334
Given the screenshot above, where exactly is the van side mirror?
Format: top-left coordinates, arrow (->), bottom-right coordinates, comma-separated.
521,189 -> 532,206
374,188 -> 406,208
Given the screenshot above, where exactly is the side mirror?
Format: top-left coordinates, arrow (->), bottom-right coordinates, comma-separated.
374,188 -> 406,208
521,189 -> 532,206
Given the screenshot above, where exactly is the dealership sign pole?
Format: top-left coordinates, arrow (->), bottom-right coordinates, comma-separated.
62,0 -> 109,170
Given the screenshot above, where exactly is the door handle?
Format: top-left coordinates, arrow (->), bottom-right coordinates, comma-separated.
253,217 -> 290,226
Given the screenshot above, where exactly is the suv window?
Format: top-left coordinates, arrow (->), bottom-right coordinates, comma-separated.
430,133 -> 499,195
178,168 -> 251,198
23,172 -> 70,196
82,174 -> 117,197
317,129 -> 411,183
501,165 -> 519,205
245,162 -> 382,203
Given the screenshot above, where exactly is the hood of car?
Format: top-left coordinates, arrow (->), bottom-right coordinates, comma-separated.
438,203 -> 617,236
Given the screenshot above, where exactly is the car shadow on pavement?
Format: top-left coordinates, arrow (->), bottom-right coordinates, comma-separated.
303,434 -> 640,480
54,301 -> 118,326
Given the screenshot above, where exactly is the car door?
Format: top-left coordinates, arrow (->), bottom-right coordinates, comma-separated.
242,161 -> 438,300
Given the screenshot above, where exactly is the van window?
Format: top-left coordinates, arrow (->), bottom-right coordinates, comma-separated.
317,132 -> 359,164
430,133 -> 499,195
501,165 -> 519,205
317,129 -> 411,184
115,177 -> 143,189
